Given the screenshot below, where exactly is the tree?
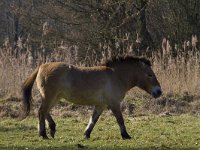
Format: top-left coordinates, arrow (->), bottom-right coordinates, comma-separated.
0,0 -> 199,59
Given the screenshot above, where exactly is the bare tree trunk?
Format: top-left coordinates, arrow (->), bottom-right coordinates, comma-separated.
138,0 -> 154,52
14,0 -> 22,58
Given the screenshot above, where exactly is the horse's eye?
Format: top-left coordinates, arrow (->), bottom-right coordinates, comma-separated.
148,74 -> 153,78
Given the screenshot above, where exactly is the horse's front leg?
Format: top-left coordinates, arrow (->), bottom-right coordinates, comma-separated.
110,104 -> 131,140
84,105 -> 104,139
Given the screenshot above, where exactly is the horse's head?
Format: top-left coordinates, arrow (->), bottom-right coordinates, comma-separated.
136,58 -> 162,98
102,55 -> 162,98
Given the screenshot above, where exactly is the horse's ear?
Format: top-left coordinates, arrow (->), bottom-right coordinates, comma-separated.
139,58 -> 151,67
140,61 -> 146,68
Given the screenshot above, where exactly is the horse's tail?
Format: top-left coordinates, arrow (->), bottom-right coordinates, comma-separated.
21,67 -> 39,119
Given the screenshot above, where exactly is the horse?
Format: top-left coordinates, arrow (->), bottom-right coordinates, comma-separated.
21,55 -> 162,140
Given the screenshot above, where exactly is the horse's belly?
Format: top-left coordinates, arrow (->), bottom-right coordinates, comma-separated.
60,76 -> 108,105
62,91 -> 104,105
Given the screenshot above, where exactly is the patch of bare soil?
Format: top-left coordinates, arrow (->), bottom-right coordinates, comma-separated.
0,96 -> 21,118
143,93 -> 200,116
1,93 -> 200,118
0,96 -> 94,118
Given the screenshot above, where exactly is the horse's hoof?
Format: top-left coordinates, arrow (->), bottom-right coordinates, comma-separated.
85,135 -> 90,139
84,134 -> 90,139
50,130 -> 56,138
84,131 -> 91,139
39,134 -> 49,140
122,136 -> 131,140
42,136 -> 49,140
121,133 -> 131,140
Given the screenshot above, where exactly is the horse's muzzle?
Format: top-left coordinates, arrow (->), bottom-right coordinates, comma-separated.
151,86 -> 162,98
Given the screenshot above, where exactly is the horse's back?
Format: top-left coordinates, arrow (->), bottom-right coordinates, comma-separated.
36,62 -> 114,105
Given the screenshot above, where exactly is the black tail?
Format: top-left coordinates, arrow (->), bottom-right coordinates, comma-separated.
21,67 -> 39,118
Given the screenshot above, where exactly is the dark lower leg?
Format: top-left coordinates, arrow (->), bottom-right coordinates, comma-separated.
46,113 -> 56,138
38,106 -> 48,139
111,106 -> 131,139
84,106 -> 103,139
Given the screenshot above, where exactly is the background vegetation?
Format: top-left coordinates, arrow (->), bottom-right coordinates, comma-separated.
0,0 -> 199,54
0,1 -> 200,149
0,0 -> 199,97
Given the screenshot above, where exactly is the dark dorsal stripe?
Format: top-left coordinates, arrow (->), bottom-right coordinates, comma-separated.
102,55 -> 151,67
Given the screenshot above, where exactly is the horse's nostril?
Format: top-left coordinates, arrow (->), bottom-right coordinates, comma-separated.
157,89 -> 162,96
152,86 -> 162,98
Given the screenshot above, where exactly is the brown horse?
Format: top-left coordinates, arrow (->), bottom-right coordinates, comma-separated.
22,55 -> 162,140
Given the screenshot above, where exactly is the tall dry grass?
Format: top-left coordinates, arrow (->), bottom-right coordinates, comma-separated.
0,36 -> 199,100
154,36 -> 200,96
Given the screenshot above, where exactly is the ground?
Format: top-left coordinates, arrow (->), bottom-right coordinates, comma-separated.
0,114 -> 200,150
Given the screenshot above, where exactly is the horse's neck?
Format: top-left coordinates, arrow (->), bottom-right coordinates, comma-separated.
112,65 -> 136,91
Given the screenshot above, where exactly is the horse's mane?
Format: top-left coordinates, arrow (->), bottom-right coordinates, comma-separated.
101,55 -> 151,67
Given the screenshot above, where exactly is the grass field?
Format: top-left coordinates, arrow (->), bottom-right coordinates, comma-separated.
0,114 -> 200,150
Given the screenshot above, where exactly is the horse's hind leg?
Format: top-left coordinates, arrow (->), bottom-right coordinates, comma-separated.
84,106 -> 104,139
110,104 -> 131,139
46,113 -> 56,138
38,92 -> 57,139
38,103 -> 49,139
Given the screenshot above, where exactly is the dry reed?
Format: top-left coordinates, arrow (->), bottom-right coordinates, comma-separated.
0,36 -> 199,100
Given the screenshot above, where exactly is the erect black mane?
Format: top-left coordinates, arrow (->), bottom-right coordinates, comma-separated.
101,55 -> 151,67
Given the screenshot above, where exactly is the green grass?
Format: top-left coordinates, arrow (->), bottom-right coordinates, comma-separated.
0,115 -> 200,150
